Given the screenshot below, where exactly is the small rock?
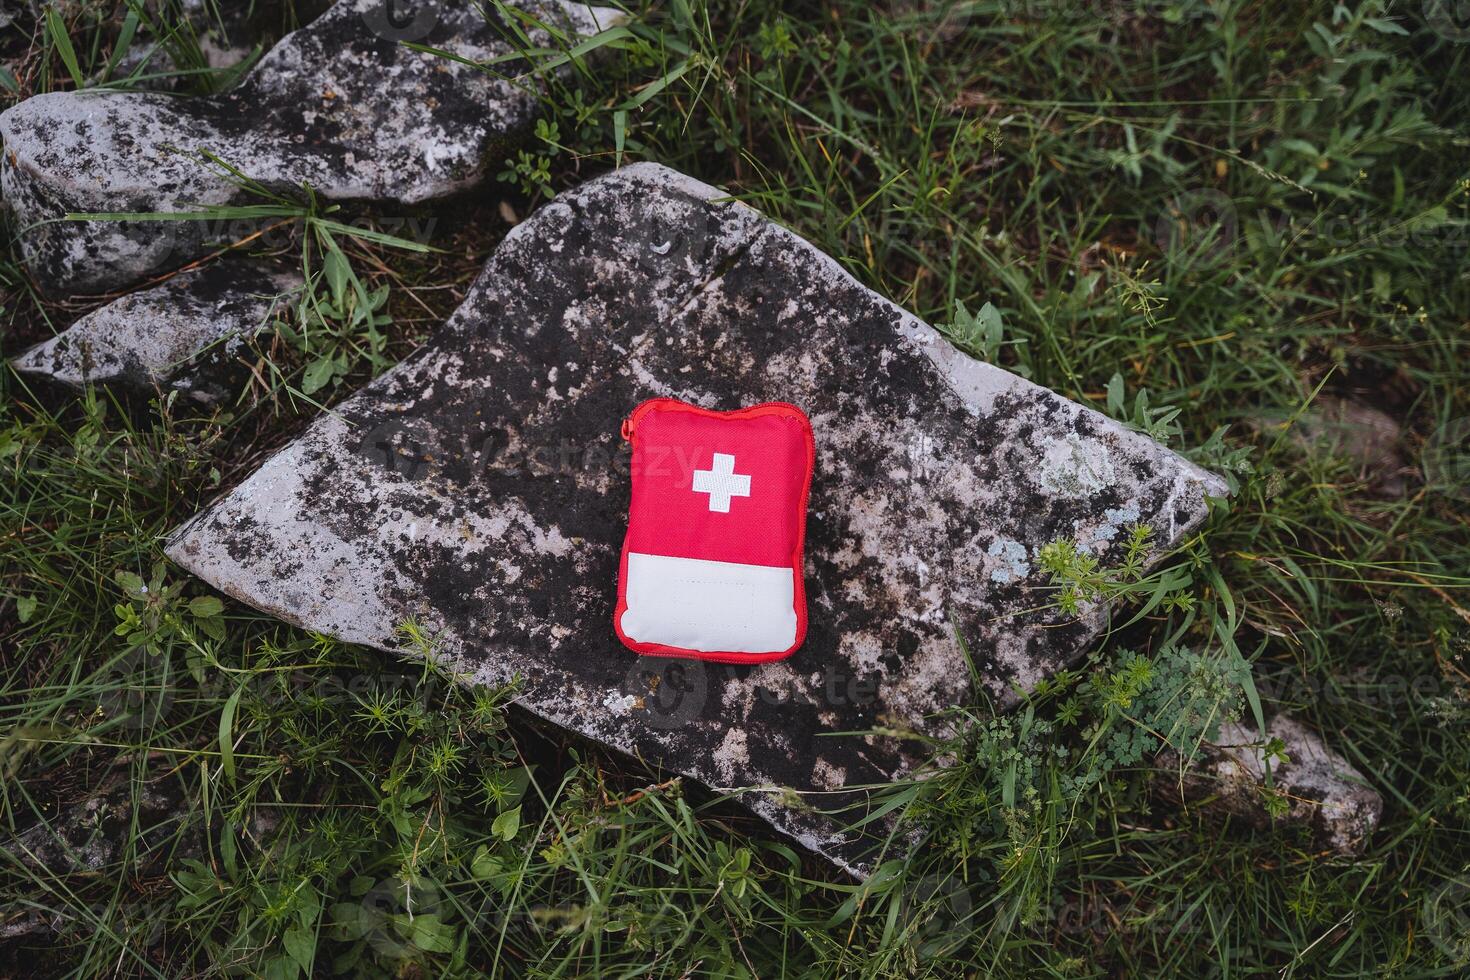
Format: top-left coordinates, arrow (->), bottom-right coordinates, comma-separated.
12,261 -> 300,404
0,0 -> 37,30
2,771 -> 187,878
166,163 -> 1227,876
1275,396 -> 1408,497
100,0 -> 263,92
0,0 -> 25,31
0,907 -> 55,940
0,0 -> 623,294
1155,713 -> 1383,856
0,767 -> 279,938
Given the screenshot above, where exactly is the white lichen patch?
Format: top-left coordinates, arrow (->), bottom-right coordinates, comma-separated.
811,758 -> 847,791
713,727 -> 751,786
603,691 -> 637,716
985,536 -> 1031,584
1036,433 -> 1117,497
1072,502 -> 1142,555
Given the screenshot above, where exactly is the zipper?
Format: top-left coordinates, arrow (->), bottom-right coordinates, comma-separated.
621,397 -> 810,443
620,397 -> 678,442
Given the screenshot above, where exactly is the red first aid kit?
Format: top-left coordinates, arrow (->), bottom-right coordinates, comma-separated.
614,398 -> 815,663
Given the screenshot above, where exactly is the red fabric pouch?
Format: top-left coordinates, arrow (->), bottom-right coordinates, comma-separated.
614,398 -> 815,663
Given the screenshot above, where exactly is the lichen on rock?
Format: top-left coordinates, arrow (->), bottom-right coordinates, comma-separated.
166,163 -> 1227,875
1154,713 -> 1383,856
0,0 -> 624,294
12,261 -> 300,402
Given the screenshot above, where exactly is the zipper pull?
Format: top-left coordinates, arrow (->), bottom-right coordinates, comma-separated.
621,399 -> 666,442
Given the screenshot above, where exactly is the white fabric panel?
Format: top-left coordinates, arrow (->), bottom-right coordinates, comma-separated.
620,552 -> 797,653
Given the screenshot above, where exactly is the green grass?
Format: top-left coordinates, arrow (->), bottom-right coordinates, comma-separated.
2,0 -> 1469,975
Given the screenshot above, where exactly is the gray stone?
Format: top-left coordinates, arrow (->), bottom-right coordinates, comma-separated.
0,0 -> 27,31
1,771 -> 187,880
1296,397 -> 1408,497
12,261 -> 300,403
1155,713 -> 1383,856
165,163 -> 1227,876
0,0 -> 37,31
1255,396 -> 1408,498
0,0 -> 623,295
0,767 -> 278,938
100,0 -> 263,91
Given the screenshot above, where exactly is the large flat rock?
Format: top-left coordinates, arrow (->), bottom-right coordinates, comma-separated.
0,0 -> 621,295
12,261 -> 300,403
165,163 -> 1227,875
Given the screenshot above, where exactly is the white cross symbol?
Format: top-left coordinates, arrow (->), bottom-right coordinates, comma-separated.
691,452 -> 751,513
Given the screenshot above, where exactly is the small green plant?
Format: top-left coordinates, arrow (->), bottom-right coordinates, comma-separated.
1108,260 -> 1169,326
497,119 -> 562,199
755,18 -> 798,61
939,299 -> 1030,374
113,562 -> 225,654
1105,373 -> 1183,445
277,253 -> 393,397
498,148 -> 555,198
1036,525 -> 1194,618
896,638 -> 1251,944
